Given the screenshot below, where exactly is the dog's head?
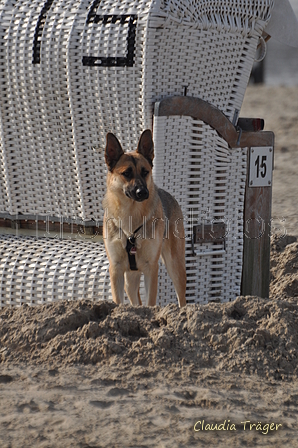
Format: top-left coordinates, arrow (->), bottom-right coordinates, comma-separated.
104,130 -> 154,202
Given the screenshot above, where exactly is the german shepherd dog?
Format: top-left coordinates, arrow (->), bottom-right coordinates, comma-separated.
103,130 -> 186,307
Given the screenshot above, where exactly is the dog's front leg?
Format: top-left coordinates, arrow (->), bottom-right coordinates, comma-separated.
109,265 -> 125,304
143,263 -> 159,306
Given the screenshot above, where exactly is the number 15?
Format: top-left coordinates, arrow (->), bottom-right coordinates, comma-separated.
255,155 -> 267,179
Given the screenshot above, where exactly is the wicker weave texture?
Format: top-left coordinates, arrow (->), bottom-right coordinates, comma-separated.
0,0 -> 273,220
153,116 -> 247,304
0,235 -> 111,307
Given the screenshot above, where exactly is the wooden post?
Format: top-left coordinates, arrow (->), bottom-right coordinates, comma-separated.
241,139 -> 274,298
241,185 -> 272,297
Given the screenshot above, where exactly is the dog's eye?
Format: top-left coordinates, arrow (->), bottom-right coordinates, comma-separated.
141,168 -> 149,178
122,169 -> 132,179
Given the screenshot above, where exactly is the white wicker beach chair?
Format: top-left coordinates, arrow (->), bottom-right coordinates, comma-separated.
0,0 -> 275,307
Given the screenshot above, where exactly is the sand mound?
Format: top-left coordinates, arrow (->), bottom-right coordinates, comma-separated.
270,234 -> 298,298
1,296 -> 298,381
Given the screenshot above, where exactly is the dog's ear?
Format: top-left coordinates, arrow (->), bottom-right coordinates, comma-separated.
105,133 -> 124,171
137,130 -> 154,166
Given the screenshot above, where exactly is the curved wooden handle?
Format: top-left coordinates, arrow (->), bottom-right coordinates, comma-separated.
154,96 -> 274,148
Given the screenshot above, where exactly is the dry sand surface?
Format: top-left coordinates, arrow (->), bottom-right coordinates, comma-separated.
1,86 -> 298,447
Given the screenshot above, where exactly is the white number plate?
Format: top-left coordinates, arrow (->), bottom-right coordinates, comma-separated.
248,146 -> 273,187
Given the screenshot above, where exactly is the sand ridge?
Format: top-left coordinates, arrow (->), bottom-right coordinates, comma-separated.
1,289 -> 298,381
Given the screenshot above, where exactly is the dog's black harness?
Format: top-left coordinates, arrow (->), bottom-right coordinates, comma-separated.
125,224 -> 143,271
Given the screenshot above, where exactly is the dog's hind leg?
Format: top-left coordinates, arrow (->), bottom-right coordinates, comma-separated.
138,289 -> 142,305
161,239 -> 187,308
124,271 -> 142,306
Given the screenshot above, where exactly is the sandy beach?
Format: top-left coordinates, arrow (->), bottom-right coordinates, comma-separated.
1,85 -> 298,447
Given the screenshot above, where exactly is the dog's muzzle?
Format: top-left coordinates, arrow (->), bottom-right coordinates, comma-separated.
125,185 -> 149,202
135,187 -> 149,201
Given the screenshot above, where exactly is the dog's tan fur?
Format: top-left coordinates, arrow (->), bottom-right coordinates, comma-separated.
103,130 -> 186,307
